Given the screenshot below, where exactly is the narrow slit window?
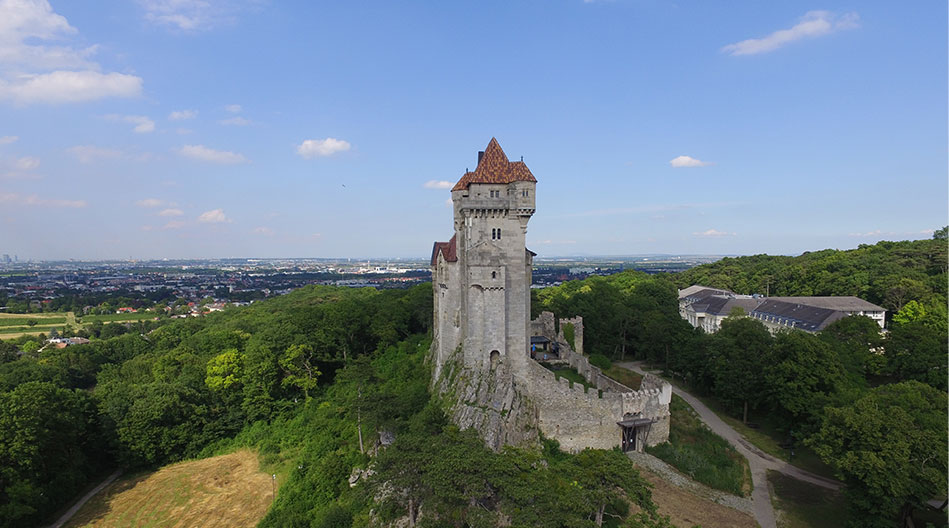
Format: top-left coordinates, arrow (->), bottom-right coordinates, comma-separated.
497,228 -> 501,239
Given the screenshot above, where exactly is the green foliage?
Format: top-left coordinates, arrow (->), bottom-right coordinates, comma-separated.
563,321 -> 576,350
279,344 -> 320,399
589,353 -> 612,370
808,381 -> 948,527
205,348 -> 244,392
707,317 -> 773,422
672,237 -> 947,313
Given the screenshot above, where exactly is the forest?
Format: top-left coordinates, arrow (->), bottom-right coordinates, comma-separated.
0,234 -> 945,528
534,235 -> 947,528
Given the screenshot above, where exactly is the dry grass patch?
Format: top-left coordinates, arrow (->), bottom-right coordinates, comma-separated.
639,468 -> 757,528
64,450 -> 273,528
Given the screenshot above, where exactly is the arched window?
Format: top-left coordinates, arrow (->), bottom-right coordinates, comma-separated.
491,271 -> 496,279
497,228 -> 501,239
490,350 -> 500,370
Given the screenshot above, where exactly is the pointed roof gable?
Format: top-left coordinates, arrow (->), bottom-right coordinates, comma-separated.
431,234 -> 457,266
451,138 -> 537,191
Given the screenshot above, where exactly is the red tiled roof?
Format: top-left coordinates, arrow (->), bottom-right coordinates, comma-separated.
431,234 -> 457,266
451,138 -> 537,191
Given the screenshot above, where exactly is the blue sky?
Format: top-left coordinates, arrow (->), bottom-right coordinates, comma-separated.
0,1 -> 945,260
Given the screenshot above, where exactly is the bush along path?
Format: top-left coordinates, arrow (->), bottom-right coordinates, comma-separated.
617,361 -> 842,528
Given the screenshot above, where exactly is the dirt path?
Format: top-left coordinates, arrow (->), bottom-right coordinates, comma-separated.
617,361 -> 842,528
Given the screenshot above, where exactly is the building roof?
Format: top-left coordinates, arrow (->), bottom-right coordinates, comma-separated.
430,234 -> 457,266
691,295 -> 763,316
750,299 -> 846,332
679,286 -> 734,303
768,296 -> 884,312
451,138 -> 537,191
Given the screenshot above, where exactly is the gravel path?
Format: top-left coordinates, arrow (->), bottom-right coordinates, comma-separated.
617,361 -> 842,528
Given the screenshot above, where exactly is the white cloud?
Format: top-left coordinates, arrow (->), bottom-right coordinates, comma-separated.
67,145 -> 123,163
0,192 -> 85,208
693,229 -> 735,237
163,220 -> 185,230
423,180 -> 453,189
669,155 -> 712,168
168,109 -> 197,120
178,144 -> 247,164
158,208 -> 184,217
105,114 -> 155,133
0,1 -> 143,105
136,198 -> 164,207
225,103 -> 242,113
219,116 -> 250,126
0,71 -> 143,105
140,1 -> 253,31
296,138 -> 351,159
14,157 -> 39,170
198,208 -> 230,223
0,136 -> 17,145
252,226 -> 274,236
722,11 -> 860,56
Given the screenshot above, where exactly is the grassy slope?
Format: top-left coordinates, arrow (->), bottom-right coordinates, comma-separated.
768,470 -> 848,528
63,450 -> 272,528
646,394 -> 752,497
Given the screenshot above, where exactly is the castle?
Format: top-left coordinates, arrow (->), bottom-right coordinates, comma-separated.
431,138 -> 671,453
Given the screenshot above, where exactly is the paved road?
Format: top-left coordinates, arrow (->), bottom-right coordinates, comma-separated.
47,469 -> 122,528
618,362 -> 842,528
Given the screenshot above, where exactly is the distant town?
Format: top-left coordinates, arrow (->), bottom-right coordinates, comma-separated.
0,255 -> 723,314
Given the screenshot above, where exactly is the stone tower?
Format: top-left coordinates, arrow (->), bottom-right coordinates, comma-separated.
431,138 -> 539,448
431,138 -> 672,452
432,138 -> 536,380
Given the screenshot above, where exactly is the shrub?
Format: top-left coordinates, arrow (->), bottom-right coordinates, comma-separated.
589,353 -> 612,370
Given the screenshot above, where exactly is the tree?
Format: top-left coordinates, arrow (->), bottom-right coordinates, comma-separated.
205,348 -> 244,393
564,448 -> 656,526
766,331 -> 846,434
709,317 -> 773,422
933,225 -> 948,240
808,381 -> 947,527
279,344 -> 320,399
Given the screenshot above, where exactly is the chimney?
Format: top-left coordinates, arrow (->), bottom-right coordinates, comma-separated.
478,151 -> 484,164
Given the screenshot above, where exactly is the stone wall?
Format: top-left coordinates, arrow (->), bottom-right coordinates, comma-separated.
558,315 -> 584,356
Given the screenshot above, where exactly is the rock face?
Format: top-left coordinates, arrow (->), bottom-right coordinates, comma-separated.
435,358 -> 539,451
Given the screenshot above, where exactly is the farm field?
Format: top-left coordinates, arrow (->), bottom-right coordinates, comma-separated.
63,450 -> 273,528
0,311 -> 153,338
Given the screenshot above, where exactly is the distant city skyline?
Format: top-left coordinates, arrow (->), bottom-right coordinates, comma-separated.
0,1 -> 945,260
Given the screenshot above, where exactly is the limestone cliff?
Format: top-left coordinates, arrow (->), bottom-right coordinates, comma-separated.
431,345 -> 539,451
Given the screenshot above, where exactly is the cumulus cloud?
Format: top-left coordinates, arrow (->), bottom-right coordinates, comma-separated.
219,116 -> 250,126
168,109 -> 196,120
722,11 -> 860,56
423,180 -> 453,189
296,138 -> 351,159
0,71 -> 143,105
0,1 -> 143,104
178,144 -> 247,164
105,114 -> 155,133
0,192 -> 85,208
198,208 -> 230,223
14,157 -> 39,170
693,229 -> 735,237
158,208 -> 183,217
252,226 -> 274,236
136,198 -> 164,207
225,103 -> 242,113
67,145 -> 123,163
0,136 -> 17,145
669,155 -> 712,168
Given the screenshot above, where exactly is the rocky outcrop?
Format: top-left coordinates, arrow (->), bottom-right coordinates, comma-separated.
432,346 -> 539,451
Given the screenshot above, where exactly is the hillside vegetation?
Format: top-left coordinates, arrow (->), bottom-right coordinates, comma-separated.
535,234 -> 947,527
672,236 -> 947,313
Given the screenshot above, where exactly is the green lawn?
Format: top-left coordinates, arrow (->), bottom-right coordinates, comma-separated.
768,470 -> 848,528
646,393 -> 751,496
602,365 -> 642,390
540,363 -> 598,391
0,317 -> 66,327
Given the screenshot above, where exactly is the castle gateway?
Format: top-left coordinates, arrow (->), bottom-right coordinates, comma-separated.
431,138 -> 670,453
